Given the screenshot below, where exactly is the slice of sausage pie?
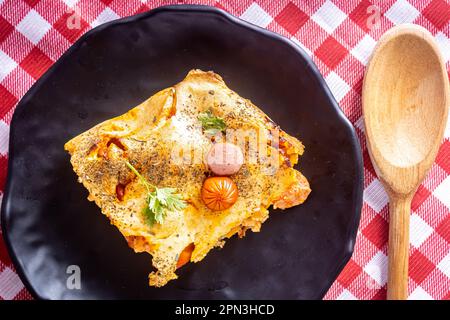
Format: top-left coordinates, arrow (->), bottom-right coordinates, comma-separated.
65,69 -> 311,287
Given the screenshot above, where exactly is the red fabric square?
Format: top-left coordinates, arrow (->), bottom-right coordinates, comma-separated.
353,75 -> 364,94
0,16 -> 14,43
411,184 -> 431,212
363,149 -> 377,177
362,214 -> 388,249
423,0 -> 450,30
435,215 -> 450,243
135,3 -> 150,14
275,2 -> 309,35
100,0 -> 114,5
348,0 -> 373,32
23,0 -> 40,7
435,140 -> 450,174
214,2 -> 226,10
0,155 -> 8,191
444,291 -> 450,300
0,236 -> 12,266
19,47 -> 54,80
371,287 -> 387,300
0,85 -> 18,119
409,250 -> 435,284
11,288 -> 33,300
337,259 -> 362,287
315,36 -> 348,69
53,11 -> 89,43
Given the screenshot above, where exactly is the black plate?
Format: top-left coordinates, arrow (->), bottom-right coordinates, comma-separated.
1,5 -> 363,300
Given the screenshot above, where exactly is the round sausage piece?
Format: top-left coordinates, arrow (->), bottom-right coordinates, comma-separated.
201,177 -> 238,211
206,142 -> 244,176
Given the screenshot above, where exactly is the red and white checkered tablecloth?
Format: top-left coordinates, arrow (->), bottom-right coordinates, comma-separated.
0,0 -> 448,300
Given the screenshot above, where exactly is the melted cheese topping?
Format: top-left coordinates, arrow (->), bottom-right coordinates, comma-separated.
65,70 -> 311,287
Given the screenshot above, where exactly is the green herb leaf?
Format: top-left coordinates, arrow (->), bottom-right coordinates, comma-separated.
125,161 -> 187,226
198,110 -> 226,135
143,203 -> 156,225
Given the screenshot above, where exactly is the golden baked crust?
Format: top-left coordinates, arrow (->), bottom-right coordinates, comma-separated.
65,69 -> 311,287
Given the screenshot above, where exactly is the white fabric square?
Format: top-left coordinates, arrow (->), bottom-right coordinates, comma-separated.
354,116 -> 365,132
437,252 -> 450,278
337,289 -> 358,300
0,267 -> 24,300
408,286 -> 434,300
325,71 -> 351,102
311,0 -> 347,33
433,176 -> 450,210
62,0 -> 79,8
364,251 -> 388,286
435,32 -> 450,64
351,34 -> 377,65
0,120 -> 10,156
385,0 -> 420,25
409,214 -> 433,248
364,179 -> 389,213
0,49 -> 17,82
16,9 -> 51,45
91,8 -> 120,28
240,3 -> 273,28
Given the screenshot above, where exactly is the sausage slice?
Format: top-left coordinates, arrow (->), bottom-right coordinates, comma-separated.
206,142 -> 244,175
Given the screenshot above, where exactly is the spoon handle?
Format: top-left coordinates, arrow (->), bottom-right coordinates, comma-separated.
387,195 -> 412,300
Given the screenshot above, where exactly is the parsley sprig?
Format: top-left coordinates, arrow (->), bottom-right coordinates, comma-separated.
125,161 -> 187,226
198,110 -> 226,135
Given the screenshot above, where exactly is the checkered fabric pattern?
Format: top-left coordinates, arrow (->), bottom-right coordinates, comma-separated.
0,0 -> 448,300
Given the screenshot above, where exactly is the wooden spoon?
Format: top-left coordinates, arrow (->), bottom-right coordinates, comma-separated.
363,24 -> 449,300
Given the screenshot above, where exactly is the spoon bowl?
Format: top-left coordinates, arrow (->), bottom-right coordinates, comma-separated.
363,24 -> 449,299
